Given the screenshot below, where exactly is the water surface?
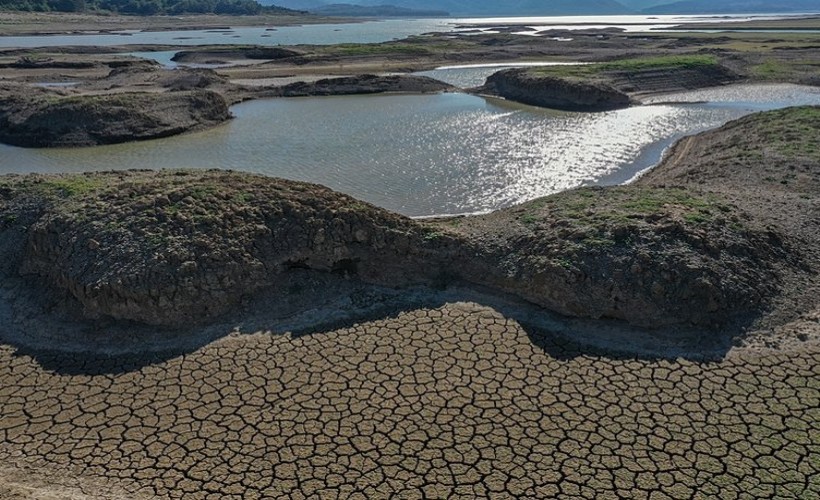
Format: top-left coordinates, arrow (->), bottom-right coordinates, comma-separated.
0,19 -> 451,48
1,84 -> 817,217
1,14 -> 813,49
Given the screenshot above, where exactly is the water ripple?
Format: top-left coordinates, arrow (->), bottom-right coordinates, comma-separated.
1,85 -> 818,217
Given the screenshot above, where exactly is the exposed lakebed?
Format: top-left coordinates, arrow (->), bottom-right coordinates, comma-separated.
1,83 -> 818,217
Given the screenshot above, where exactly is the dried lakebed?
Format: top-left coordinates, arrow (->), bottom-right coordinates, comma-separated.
0,106 -> 819,499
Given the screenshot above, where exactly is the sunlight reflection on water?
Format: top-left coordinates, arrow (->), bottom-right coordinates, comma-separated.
1,84 -> 818,217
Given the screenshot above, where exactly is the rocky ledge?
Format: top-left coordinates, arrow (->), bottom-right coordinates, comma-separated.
0,83 -> 231,148
0,169 -> 789,331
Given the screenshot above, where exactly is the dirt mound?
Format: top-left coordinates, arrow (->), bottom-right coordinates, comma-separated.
639,106 -> 820,194
100,66 -> 230,92
0,86 -> 230,148
0,169 -> 795,331
636,106 -> 820,332
7,55 -> 96,69
440,186 -> 791,328
1,171 -> 452,327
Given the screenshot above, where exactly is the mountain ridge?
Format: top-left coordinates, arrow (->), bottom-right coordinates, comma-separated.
644,0 -> 820,14
266,0 -> 633,15
266,0 -> 820,16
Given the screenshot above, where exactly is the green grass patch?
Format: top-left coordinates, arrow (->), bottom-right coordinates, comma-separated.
751,59 -> 790,79
329,43 -> 431,57
188,184 -> 219,200
424,232 -> 442,241
532,54 -> 719,79
525,187 -> 737,245
597,54 -> 719,71
233,191 -> 253,204
618,189 -> 723,216
347,202 -> 371,212
750,107 -> 820,160
37,176 -> 106,198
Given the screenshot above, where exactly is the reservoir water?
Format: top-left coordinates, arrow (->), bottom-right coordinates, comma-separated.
0,14 -> 813,49
2,83 -> 817,217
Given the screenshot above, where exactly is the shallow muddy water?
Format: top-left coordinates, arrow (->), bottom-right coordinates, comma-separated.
1,84 -> 818,217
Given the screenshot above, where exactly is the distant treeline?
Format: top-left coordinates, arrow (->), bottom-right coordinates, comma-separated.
0,0 -> 298,15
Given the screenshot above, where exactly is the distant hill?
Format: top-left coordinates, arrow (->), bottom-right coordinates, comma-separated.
261,0 -> 323,8
269,0 -> 633,15
644,0 -> 820,14
0,0 -> 298,15
312,3 -> 448,16
616,0 -> 668,9
310,3 -> 448,16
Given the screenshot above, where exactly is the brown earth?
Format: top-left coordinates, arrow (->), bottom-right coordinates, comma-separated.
0,16 -> 818,500
0,303 -> 817,499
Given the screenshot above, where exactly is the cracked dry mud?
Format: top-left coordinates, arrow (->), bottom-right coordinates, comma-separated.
1,302 -> 819,499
